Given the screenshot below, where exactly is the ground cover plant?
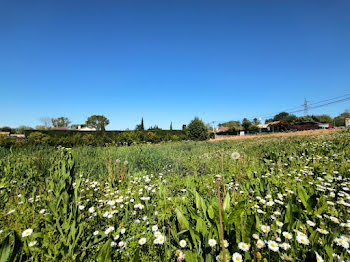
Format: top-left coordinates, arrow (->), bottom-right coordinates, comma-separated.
0,129 -> 350,261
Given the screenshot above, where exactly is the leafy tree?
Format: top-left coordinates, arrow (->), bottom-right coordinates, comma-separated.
182,125 -> 187,131
242,118 -> 252,131
285,114 -> 297,124
15,126 -> 33,134
312,114 -> 333,123
334,111 -> 350,126
148,125 -> 162,130
297,116 -> 314,122
35,125 -> 47,130
86,115 -> 110,131
0,126 -> 12,132
188,117 -> 209,141
253,118 -> 260,125
51,117 -> 71,128
273,112 -> 290,121
218,120 -> 242,131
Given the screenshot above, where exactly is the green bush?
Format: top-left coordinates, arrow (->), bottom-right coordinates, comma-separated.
28,132 -> 51,145
187,117 -> 209,141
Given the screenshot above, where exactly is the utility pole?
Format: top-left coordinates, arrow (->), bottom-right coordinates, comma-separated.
304,98 -> 308,116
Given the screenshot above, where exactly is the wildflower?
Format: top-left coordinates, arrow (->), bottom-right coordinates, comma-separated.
121,228 -> 126,234
334,236 -> 349,249
104,226 -> 115,235
223,239 -> 229,248
281,254 -> 292,261
22,229 -> 33,238
231,152 -> 241,160
208,239 -> 217,247
282,232 -> 292,240
157,235 -> 166,244
107,200 -> 115,206
232,252 -> 243,262
93,230 -> 99,236
330,216 -> 340,224
306,220 -> 316,227
279,243 -> 291,250
118,241 -> 125,248
256,239 -> 265,249
179,240 -> 187,248
261,225 -> 270,234
110,241 -> 116,247
139,238 -> 147,245
88,207 -> 95,213
276,221 -> 283,227
152,225 -> 158,232
252,234 -> 259,240
296,234 -> 310,245
256,252 -> 262,259
316,228 -> 329,235
28,240 -> 37,247
315,252 -> 324,262
154,231 -> 162,238
39,209 -> 46,214
268,240 -> 279,252
238,242 -> 249,252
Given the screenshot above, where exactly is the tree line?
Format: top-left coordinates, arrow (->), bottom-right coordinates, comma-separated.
217,110 -> 350,132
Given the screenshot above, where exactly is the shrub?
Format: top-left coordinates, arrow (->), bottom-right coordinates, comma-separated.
28,132 -> 51,145
187,117 -> 209,141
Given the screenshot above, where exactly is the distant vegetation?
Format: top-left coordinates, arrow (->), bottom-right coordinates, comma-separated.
218,111 -> 350,132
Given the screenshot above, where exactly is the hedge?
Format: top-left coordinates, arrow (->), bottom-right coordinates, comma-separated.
22,129 -> 188,147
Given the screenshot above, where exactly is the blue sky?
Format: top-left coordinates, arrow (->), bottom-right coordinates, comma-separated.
1,0 -> 350,129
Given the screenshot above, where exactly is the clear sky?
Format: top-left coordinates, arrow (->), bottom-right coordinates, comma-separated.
1,0 -> 350,130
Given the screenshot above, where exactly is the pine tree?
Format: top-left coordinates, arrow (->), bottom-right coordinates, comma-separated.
141,117 -> 144,130
170,122 -> 173,130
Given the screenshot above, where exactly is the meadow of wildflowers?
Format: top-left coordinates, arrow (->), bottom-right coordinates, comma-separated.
0,129 -> 349,261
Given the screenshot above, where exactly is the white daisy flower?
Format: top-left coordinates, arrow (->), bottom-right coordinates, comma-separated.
28,240 -> 37,247
238,242 -> 249,252
268,240 -> 279,252
232,252 -> 243,262
138,238 -> 147,245
256,239 -> 265,249
208,239 -> 217,247
179,240 -> 187,248
22,229 -> 33,238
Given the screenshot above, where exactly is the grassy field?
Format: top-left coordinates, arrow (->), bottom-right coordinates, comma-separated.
0,129 -> 349,261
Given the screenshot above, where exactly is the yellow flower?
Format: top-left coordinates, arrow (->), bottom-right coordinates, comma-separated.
257,252 -> 262,259
263,258 -> 268,262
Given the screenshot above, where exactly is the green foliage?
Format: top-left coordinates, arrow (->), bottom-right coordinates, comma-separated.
242,118 -> 252,131
1,130 -> 350,261
312,114 -> 333,123
86,115 -> 110,131
218,121 -> 242,131
188,117 -> 209,141
334,111 -> 350,126
27,132 -> 51,145
51,117 -> 71,128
